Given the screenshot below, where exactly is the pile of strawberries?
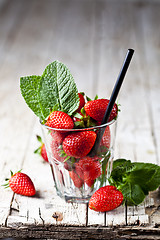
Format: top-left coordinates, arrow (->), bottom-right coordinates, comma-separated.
44,93 -> 118,189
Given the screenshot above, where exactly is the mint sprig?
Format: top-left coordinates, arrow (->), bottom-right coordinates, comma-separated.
20,61 -> 79,120
20,75 -> 47,120
108,159 -> 160,205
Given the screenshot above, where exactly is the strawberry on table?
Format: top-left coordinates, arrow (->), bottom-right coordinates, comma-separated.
4,171 -> 36,197
45,111 -> 74,129
41,144 -> 48,162
84,99 -> 118,123
34,135 -> 48,162
89,185 -> 123,212
62,131 -> 96,158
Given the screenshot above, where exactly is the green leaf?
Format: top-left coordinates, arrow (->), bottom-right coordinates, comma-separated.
86,96 -> 92,102
109,159 -> 133,187
39,61 -> 79,116
130,163 -> 160,193
112,159 -> 132,170
108,159 -> 160,206
94,94 -> 98,100
80,107 -> 86,115
34,147 -> 41,155
74,121 -> 85,128
36,135 -> 42,143
120,182 -> 146,205
20,75 -> 47,120
73,112 -> 83,119
98,151 -> 110,188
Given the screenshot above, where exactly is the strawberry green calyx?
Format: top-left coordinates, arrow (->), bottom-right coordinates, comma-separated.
34,135 -> 48,162
86,94 -> 98,102
3,170 -> 25,188
72,109 -> 98,129
3,171 -> 19,188
34,135 -> 43,155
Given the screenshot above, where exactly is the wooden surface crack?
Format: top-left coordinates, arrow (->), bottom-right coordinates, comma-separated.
4,193 -> 15,227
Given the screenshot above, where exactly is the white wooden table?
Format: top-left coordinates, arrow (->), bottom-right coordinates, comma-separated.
0,0 -> 160,239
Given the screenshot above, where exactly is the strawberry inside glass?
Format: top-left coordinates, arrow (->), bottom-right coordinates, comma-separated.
41,99 -> 118,203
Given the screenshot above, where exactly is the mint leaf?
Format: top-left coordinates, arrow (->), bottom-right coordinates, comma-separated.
20,61 -> 80,120
120,182 -> 146,205
39,61 -> 79,116
112,159 -> 132,170
108,159 -> 160,206
20,75 -> 47,120
109,159 -> 133,187
131,163 -> 160,193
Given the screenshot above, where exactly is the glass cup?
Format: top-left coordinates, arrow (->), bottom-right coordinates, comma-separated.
41,119 -> 117,203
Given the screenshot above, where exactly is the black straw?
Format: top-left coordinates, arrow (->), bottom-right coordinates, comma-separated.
90,49 -> 134,156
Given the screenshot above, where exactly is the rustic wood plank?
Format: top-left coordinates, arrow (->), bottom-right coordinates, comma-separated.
0,0 -> 34,65
1,0 -> 91,227
1,225 -> 160,239
114,1 -> 160,225
47,0 -> 97,98
0,0 -> 160,236
96,0 -> 157,164
89,0 -> 160,226
0,0 -> 39,226
140,2 -> 160,166
8,120 -> 87,227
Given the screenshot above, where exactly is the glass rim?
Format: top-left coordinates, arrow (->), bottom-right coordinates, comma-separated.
40,117 -> 117,132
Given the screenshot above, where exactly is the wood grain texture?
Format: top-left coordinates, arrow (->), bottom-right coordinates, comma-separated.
0,0 -> 160,237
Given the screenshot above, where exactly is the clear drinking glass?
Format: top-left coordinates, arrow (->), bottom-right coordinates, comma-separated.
41,119 -> 117,203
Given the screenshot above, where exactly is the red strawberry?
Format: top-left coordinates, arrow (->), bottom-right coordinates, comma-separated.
51,138 -> 66,163
50,131 -> 68,162
84,177 -> 94,187
45,111 -> 74,129
34,135 -> 48,162
89,185 -> 123,212
100,126 -> 111,149
75,157 -> 101,187
62,131 -> 96,158
41,144 -> 48,162
69,170 -> 83,188
5,171 -> 36,196
51,131 -> 68,143
84,99 -> 118,123
77,93 -> 85,112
